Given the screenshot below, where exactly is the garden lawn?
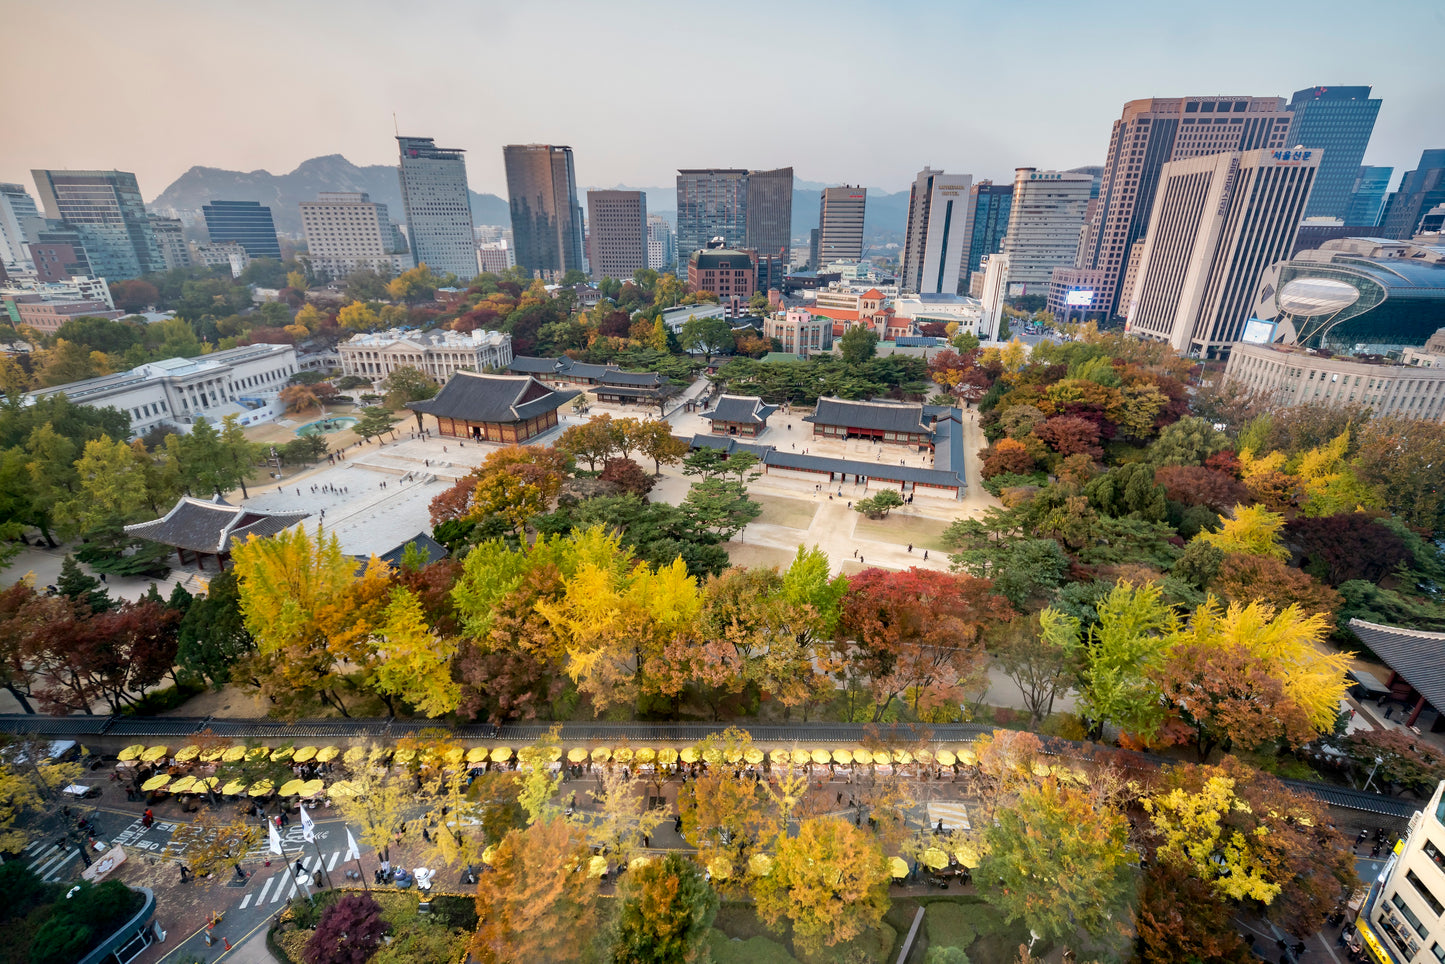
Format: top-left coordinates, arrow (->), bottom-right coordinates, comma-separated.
853,513 -> 952,551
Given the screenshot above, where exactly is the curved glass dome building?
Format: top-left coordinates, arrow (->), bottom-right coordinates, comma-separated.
1256,238 -> 1445,349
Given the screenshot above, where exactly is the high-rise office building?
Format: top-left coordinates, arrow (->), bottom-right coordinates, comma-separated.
899,167 -> 973,295
201,200 -> 281,262
1082,96 -> 1293,318
586,190 -> 647,281
503,144 -> 584,280
1284,86 -> 1382,221
148,216 -> 191,271
646,215 -> 676,273
962,181 -> 1012,292
998,169 -> 1092,292
818,186 -> 867,264
299,192 -> 410,278
1345,166 -> 1394,227
807,229 -> 820,271
30,169 -> 166,280
676,169 -> 748,270
0,184 -> 41,271
1380,150 -> 1445,240
745,167 -> 793,265
28,223 -> 91,282
1128,148 -> 1319,357
397,137 -> 477,280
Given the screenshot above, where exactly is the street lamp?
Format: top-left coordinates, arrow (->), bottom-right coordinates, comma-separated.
1364,756 -> 1385,793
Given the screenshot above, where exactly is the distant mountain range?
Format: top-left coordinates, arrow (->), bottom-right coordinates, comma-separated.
151,156 -> 911,248
149,155 -> 510,235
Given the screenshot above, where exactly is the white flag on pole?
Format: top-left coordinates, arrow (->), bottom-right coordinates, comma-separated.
345,828 -> 361,862
268,821 -> 284,856
299,805 -> 315,843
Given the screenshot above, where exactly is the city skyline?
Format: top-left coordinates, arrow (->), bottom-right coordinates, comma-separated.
2,1 -> 1441,203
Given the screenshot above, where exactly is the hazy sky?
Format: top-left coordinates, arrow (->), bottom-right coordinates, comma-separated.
3,0 -> 1443,200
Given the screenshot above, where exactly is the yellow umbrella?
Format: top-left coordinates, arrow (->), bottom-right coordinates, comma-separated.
140,774 -> 171,792
921,848 -> 948,871
141,746 -> 169,763
889,856 -> 909,879
957,747 -> 978,767
590,747 -> 610,764
546,746 -> 562,763
636,748 -> 656,764
744,748 -> 764,765
443,747 -> 465,766
220,779 -> 248,796
613,748 -> 633,764
832,749 -> 853,765
200,746 -> 227,763
567,748 -> 588,764
748,853 -> 774,877
769,749 -> 790,767
393,748 -> 416,764
916,749 -> 934,765
873,750 -> 893,765
117,744 -> 145,762
278,778 -> 306,797
170,775 -> 198,794
724,747 -> 743,765
248,779 -> 274,797
246,747 -> 268,762
300,779 -> 325,797
481,844 -> 497,866
680,747 -> 699,764
221,746 -> 247,763
629,856 -> 652,871
195,776 -> 219,792
587,855 -> 608,878
936,750 -> 957,767
853,749 -> 873,766
702,748 -> 722,765
896,751 -> 914,765
791,749 -> 809,766
329,780 -> 360,798
707,856 -> 733,880
954,843 -> 981,869
490,747 -> 512,763
811,749 -> 830,765
657,748 -> 678,765
467,747 -> 488,764
343,746 -> 368,766
316,747 -> 340,763
174,745 -> 201,762
293,746 -> 318,763
271,746 -> 295,763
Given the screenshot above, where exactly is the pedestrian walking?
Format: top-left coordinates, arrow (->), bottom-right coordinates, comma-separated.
142,809 -> 154,829
907,543 -> 912,552
923,550 -> 928,561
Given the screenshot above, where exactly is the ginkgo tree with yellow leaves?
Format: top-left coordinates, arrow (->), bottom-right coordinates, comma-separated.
1195,503 -> 1290,561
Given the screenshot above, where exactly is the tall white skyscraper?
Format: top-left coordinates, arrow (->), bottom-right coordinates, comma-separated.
299,192 -> 411,279
899,168 -> 973,295
0,183 -> 41,271
997,169 -> 1093,293
396,136 -> 477,281
1128,148 -> 1319,356
818,185 -> 867,264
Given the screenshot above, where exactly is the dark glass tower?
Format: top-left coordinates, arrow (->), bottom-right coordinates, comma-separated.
1284,86 -> 1382,221
962,181 -> 1012,292
30,169 -> 163,280
201,200 -> 281,261
1380,150 -> 1445,239
675,169 -> 748,271
503,145 -> 584,279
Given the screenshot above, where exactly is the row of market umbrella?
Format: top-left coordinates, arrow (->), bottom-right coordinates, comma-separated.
138,773 -> 330,797
563,746 -> 979,767
118,744 -> 350,765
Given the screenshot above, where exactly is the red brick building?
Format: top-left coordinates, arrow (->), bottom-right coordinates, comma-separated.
687,246 -> 756,314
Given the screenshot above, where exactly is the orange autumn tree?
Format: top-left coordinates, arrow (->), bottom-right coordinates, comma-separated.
472,817 -> 600,964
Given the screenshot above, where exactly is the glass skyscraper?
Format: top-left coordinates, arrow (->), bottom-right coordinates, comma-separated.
1284,86 -> 1382,221
1345,166 -> 1394,227
962,181 -> 1012,292
397,137 -> 477,281
503,144 -> 584,280
201,200 -> 281,261
1380,150 -> 1445,240
675,169 -> 749,271
30,169 -> 164,280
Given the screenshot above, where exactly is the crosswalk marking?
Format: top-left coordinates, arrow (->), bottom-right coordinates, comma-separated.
927,802 -> 972,832
42,851 -> 78,882
326,851 -> 339,872
256,875 -> 274,904
239,893 -> 252,909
